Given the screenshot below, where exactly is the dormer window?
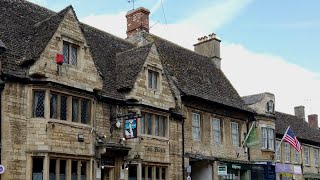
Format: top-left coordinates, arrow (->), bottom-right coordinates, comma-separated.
63,41 -> 78,65
148,70 -> 158,89
267,100 -> 274,113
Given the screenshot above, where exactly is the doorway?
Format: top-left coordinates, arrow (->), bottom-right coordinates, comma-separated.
101,166 -> 114,180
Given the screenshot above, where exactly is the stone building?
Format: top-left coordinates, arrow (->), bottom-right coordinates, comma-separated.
275,106 -> 320,180
0,1 -> 267,180
242,93 -> 277,179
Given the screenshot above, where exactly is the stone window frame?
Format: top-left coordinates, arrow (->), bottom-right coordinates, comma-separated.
141,165 -> 168,180
145,65 -> 163,93
284,142 -> 291,163
29,86 -> 94,127
58,35 -> 85,68
261,125 -> 275,151
139,110 -> 169,139
266,100 -> 275,113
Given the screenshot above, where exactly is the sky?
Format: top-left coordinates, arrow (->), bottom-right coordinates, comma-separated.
27,0 -> 320,119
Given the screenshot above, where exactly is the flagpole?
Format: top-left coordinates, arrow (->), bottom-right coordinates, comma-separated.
241,121 -> 256,148
275,126 -> 290,153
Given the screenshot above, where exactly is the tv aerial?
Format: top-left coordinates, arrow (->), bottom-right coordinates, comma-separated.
128,0 -> 135,10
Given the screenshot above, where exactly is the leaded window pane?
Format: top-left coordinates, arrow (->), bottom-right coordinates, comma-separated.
284,143 -> 290,162
81,162 -> 87,180
71,46 -> 77,65
63,42 -> 69,64
294,149 -> 299,163
60,95 -> 67,120
268,128 -> 274,150
146,114 -> 152,135
192,113 -> 201,140
140,114 -> 145,134
81,100 -> 90,124
261,127 -> 267,149
50,93 -> 58,119
159,117 -> 165,137
155,116 -> 159,136
315,149 -> 319,166
276,141 -> 281,161
33,91 -> 45,118
148,71 -> 153,88
72,98 -> 79,122
305,147 -> 310,165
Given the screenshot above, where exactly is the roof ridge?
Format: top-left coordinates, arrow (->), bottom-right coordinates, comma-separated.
80,23 -> 135,47
116,42 -> 152,56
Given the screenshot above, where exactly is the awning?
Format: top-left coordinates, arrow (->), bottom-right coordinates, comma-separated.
304,173 -> 320,179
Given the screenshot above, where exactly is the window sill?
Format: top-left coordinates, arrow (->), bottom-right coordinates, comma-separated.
48,119 -> 92,129
284,161 -> 291,164
304,164 -> 311,167
261,149 -> 275,152
138,134 -> 169,141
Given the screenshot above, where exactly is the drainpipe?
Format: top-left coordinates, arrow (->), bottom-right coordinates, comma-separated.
182,118 -> 185,180
0,40 -> 6,180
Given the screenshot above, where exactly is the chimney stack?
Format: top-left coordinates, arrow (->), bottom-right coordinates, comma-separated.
308,114 -> 318,127
126,7 -> 150,38
194,33 -> 221,69
294,106 -> 305,120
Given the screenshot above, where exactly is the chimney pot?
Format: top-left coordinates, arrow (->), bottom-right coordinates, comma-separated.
294,106 -> 305,120
308,114 -> 318,127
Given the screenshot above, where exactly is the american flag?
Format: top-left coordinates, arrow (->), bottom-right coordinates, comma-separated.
284,127 -> 302,152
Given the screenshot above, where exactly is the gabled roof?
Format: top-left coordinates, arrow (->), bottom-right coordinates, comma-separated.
116,43 -> 153,90
150,35 -> 251,112
80,23 -> 135,99
275,111 -> 320,144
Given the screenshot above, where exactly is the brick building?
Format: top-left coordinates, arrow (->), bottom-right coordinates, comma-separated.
0,1 -> 298,180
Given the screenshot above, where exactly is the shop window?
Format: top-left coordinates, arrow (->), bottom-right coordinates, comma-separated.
212,118 -> 221,144
231,122 -> 239,146
293,148 -> 299,163
33,90 -> 45,118
251,165 -> 266,180
284,142 -> 290,162
304,146 -> 310,165
140,113 -> 167,137
192,113 -> 201,140
63,41 -> 78,65
261,127 -> 274,150
276,141 -> 281,161
315,149 -> 319,166
148,70 -> 158,89
49,159 -> 56,180
32,157 -> 44,180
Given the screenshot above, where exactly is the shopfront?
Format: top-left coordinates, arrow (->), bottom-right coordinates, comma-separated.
251,162 -> 276,180
275,163 -> 293,180
218,161 -> 251,180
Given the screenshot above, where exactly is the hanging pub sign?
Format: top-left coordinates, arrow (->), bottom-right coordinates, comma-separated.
124,118 -> 137,139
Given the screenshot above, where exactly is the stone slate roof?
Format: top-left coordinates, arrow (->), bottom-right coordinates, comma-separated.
150,35 -> 251,112
242,93 -> 264,105
1,0 -> 252,112
275,111 -> 320,144
80,23 -> 135,99
116,43 -> 153,90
